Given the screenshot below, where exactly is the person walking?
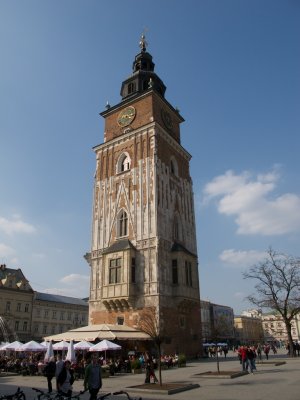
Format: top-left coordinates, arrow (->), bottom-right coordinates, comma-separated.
57,360 -> 74,397
55,354 -> 64,390
84,354 -> 102,400
43,356 -> 56,393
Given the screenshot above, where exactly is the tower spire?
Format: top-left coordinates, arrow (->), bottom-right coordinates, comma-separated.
139,33 -> 148,52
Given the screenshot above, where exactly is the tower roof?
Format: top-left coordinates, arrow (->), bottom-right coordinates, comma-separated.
120,34 -> 166,100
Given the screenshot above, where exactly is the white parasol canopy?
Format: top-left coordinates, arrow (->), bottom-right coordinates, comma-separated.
44,341 -> 54,362
53,340 -> 69,351
65,340 -> 76,363
18,340 -> 46,352
89,339 -> 121,352
1,341 -> 23,351
74,340 -> 93,351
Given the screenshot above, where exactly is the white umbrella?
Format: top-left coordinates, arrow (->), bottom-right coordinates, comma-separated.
1,341 -> 23,351
18,340 -> 46,352
74,340 -> 93,351
89,339 -> 121,360
53,340 -> 69,351
65,340 -> 76,363
40,341 -> 48,347
89,339 -> 121,352
44,341 -> 54,362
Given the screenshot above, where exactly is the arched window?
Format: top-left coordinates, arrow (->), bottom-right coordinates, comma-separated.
128,82 -> 136,95
117,152 -> 131,174
170,156 -> 178,176
117,209 -> 128,237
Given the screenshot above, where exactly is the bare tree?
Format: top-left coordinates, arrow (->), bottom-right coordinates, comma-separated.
243,248 -> 300,356
138,307 -> 164,385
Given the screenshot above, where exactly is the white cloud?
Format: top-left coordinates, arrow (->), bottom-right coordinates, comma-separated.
203,168 -> 300,235
233,292 -> 245,299
0,243 -> 15,257
219,249 -> 266,267
60,274 -> 90,285
0,215 -> 36,235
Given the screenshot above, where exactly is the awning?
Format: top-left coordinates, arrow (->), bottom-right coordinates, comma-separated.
44,323 -> 151,342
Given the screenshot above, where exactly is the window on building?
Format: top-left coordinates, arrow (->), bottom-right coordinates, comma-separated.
24,304 -> 29,313
16,303 -> 21,312
117,210 -> 128,237
43,325 -> 47,334
128,82 -> 136,95
179,316 -> 186,328
109,258 -> 122,284
131,257 -> 136,283
15,321 -> 19,331
34,325 -> 39,333
170,157 -> 178,176
36,309 -> 41,317
117,153 -> 131,174
172,259 -> 178,284
117,316 -> 124,325
23,321 -> 28,332
67,312 -> 72,321
8,280 -> 13,287
52,311 -> 57,319
185,261 -> 192,286
51,326 -> 55,334
60,311 -> 64,321
6,301 -> 11,312
44,310 -> 49,318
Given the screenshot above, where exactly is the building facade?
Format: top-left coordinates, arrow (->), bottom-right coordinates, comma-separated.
201,300 -> 235,344
261,313 -> 300,345
0,264 -> 88,342
86,36 -> 202,355
234,315 -> 264,345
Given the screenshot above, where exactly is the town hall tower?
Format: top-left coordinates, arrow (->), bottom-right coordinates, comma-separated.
86,36 -> 202,355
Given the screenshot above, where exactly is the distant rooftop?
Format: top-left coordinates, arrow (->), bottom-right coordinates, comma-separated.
35,292 -> 89,307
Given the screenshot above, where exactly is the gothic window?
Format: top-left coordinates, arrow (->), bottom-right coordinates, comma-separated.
172,259 -> 178,284
109,258 -> 122,284
117,152 -> 131,173
131,257 -> 136,283
170,156 -> 178,176
128,82 -> 136,95
185,261 -> 193,287
117,209 -> 128,237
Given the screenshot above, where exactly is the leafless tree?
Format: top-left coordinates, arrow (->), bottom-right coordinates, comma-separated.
138,307 -> 164,385
243,248 -> 300,356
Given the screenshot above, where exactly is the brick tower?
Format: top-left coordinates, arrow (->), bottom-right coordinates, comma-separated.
86,35 -> 202,355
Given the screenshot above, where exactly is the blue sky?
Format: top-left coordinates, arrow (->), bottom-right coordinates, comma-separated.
0,1 -> 299,314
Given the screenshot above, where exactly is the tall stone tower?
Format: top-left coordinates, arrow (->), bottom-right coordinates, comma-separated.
87,35 -> 201,355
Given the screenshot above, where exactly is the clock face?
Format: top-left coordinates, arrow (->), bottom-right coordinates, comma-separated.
117,106 -> 136,127
161,109 -> 173,130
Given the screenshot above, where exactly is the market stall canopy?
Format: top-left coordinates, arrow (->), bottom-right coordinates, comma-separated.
52,340 -> 69,350
17,340 -> 46,352
74,340 -> 93,350
89,339 -> 121,352
44,324 -> 151,342
1,341 -> 23,351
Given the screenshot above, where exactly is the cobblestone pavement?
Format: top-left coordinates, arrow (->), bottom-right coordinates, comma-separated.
1,350 -> 299,400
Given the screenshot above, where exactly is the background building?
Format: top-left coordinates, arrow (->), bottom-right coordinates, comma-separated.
85,36 -> 202,356
201,300 -> 235,344
0,264 -> 88,342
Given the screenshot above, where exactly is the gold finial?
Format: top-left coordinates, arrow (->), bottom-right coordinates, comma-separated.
139,33 -> 148,52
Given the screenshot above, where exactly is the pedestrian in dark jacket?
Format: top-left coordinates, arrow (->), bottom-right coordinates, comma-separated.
84,354 -> 102,400
44,357 -> 56,393
57,360 -> 75,397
